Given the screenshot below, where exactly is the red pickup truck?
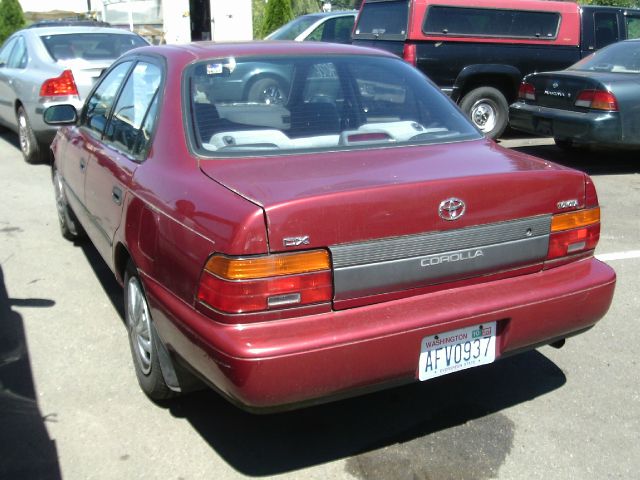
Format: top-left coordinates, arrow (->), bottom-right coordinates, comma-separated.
353,0 -> 640,138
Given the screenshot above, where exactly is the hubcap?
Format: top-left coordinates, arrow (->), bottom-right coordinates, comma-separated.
18,112 -> 31,155
127,276 -> 153,375
260,84 -> 283,105
470,100 -> 497,133
53,171 -> 67,228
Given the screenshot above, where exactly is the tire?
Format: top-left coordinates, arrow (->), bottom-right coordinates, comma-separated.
52,167 -> 85,241
125,261 -> 176,401
459,87 -> 509,139
247,76 -> 287,105
17,106 -> 48,164
554,138 -> 575,151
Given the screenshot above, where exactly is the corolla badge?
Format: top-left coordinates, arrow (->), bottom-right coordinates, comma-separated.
438,198 -> 466,221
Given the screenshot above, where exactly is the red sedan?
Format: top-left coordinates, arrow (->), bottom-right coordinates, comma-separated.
46,41 -> 615,410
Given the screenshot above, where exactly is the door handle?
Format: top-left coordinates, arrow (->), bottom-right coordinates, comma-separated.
112,186 -> 123,205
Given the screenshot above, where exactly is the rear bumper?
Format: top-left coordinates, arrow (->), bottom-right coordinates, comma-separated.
145,257 -> 615,410
509,102 -> 629,146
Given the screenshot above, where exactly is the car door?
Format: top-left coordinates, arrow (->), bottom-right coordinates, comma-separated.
0,36 -> 18,125
84,60 -> 162,265
61,61 -> 134,258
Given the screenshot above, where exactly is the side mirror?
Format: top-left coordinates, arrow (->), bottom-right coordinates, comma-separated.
43,105 -> 78,125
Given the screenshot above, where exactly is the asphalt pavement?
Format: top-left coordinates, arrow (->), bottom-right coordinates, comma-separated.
1,130 -> 638,480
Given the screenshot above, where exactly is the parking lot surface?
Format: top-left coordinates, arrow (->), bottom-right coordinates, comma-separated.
1,131 -> 638,480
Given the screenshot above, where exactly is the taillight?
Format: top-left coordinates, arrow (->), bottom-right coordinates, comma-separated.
547,208 -> 600,261
403,43 -> 417,66
40,69 -> 79,97
518,82 -> 536,101
574,89 -> 618,111
197,250 -> 332,314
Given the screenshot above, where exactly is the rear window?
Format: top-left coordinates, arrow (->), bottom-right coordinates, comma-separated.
568,41 -> 640,73
266,15 -> 320,40
354,0 -> 410,39
41,33 -> 147,61
423,6 -> 560,40
187,54 -> 480,156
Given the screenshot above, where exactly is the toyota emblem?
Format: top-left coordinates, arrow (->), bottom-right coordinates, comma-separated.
438,198 -> 466,221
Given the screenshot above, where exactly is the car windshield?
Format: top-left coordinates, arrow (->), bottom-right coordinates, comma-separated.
266,16 -> 320,40
41,33 -> 147,61
568,41 -> 640,73
188,54 -> 480,156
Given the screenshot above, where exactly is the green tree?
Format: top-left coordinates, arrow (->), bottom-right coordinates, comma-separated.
261,0 -> 294,38
252,0 -> 267,39
580,0 -> 639,5
0,0 -> 26,44
292,0 -> 320,17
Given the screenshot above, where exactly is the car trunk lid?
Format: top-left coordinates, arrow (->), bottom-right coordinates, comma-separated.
199,139 -> 587,304
527,71 -> 611,110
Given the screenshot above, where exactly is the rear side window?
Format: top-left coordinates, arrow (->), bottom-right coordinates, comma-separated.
627,16 -> 640,39
7,36 -> 27,69
354,0 -> 410,39
188,54 -> 480,156
594,12 -> 620,49
41,33 -> 147,61
423,6 -> 560,39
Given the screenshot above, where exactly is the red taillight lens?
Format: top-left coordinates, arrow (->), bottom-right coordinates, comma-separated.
574,89 -> 618,111
197,250 -> 332,314
546,208 -> 601,261
403,43 -> 417,66
518,82 -> 536,101
39,69 -> 79,97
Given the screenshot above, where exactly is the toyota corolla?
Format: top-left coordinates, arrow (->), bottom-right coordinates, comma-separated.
45,41 -> 616,410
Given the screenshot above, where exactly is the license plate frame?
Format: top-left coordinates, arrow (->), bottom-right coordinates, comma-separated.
418,322 -> 497,381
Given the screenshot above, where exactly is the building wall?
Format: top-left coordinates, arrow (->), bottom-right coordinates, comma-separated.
210,0 -> 252,42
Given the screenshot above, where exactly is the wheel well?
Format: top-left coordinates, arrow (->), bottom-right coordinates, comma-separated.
460,76 -> 519,104
114,243 -> 131,285
14,100 -> 23,117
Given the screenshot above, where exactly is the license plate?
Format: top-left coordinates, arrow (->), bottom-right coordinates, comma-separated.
418,322 -> 497,381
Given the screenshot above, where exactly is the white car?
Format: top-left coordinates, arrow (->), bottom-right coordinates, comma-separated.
0,25 -> 147,163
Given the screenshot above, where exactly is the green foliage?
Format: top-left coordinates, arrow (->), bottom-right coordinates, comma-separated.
580,0 -> 639,6
0,0 -> 26,44
292,0 -> 321,17
252,0 -> 267,39
261,0 -> 294,38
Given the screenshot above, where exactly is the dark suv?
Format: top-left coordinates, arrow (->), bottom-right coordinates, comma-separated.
352,0 -> 640,138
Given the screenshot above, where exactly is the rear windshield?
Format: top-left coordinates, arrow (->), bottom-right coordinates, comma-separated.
568,41 -> 640,73
424,6 -> 560,39
353,0 -> 409,39
41,33 -> 147,61
187,54 -> 480,156
266,15 -> 320,40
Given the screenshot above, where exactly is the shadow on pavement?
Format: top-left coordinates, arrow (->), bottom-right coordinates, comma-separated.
0,265 -> 62,480
166,349 -> 565,477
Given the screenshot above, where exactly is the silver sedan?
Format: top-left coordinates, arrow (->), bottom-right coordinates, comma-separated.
0,25 -> 147,163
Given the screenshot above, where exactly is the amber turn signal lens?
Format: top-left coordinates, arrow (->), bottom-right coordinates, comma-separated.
551,208 -> 600,232
204,250 -> 330,280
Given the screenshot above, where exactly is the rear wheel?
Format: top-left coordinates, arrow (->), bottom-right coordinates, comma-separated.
460,87 -> 509,139
17,106 -> 48,164
52,168 -> 85,241
125,261 -> 176,401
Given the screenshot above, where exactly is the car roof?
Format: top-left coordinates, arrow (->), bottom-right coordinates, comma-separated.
130,40 -> 396,63
302,10 -> 357,19
23,26 -> 141,37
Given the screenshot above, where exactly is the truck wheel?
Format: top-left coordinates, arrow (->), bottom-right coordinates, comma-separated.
460,87 -> 509,139
125,261 -> 176,401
